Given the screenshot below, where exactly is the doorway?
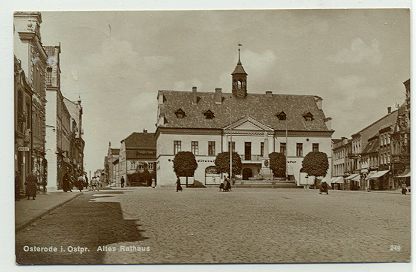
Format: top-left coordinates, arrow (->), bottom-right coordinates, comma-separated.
242,168 -> 253,180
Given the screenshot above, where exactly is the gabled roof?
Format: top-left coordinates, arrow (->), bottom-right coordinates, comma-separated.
158,90 -> 331,132
122,132 -> 156,150
362,137 -> 379,154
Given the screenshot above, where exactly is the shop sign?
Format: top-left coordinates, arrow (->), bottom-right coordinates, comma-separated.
18,146 -> 30,152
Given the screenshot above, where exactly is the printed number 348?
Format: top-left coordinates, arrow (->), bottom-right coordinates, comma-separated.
390,245 -> 401,252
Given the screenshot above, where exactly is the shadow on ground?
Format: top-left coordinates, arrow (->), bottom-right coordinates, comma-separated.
16,192 -> 145,265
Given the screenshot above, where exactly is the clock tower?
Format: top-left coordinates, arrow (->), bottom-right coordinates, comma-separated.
231,46 -> 248,98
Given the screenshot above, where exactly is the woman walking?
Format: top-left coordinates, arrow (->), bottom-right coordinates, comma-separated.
25,171 -> 38,200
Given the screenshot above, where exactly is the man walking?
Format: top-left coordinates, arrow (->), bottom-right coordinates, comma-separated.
121,176 -> 125,188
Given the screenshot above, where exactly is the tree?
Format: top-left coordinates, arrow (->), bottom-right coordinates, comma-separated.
173,151 -> 198,187
269,152 -> 286,178
302,151 -> 329,177
214,152 -> 242,177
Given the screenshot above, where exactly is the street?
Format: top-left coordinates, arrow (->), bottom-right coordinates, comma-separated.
16,187 -> 410,264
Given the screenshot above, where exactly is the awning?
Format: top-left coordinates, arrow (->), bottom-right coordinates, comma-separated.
351,175 -> 361,182
369,170 -> 390,179
345,174 -> 359,180
321,176 -> 332,183
331,176 -> 344,184
396,168 -> 411,178
366,171 -> 377,179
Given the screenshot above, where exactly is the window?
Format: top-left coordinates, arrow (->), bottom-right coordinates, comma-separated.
46,67 -> 52,85
228,141 -> 236,152
204,110 -> 215,119
296,143 -> 303,157
175,108 -> 186,119
148,163 -> 154,170
276,111 -> 286,120
260,142 -> 264,156
312,143 -> 319,152
191,141 -> 199,155
280,143 -> 286,155
208,141 -> 215,156
173,140 -> 181,155
303,112 -> 314,121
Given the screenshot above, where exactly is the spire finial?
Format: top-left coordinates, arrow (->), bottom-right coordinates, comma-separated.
238,43 -> 242,64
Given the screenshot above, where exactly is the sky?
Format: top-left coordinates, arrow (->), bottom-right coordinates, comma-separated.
39,9 -> 410,173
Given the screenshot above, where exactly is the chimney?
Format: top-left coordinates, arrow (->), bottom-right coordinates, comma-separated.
192,86 -> 197,104
215,88 -> 222,104
314,96 -> 323,110
143,129 -> 147,133
265,91 -> 273,97
387,106 -> 391,114
325,117 -> 332,130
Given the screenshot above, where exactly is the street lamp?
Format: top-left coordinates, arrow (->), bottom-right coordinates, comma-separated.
229,107 -> 233,182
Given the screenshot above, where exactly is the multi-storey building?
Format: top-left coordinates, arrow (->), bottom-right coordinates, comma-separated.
64,97 -> 85,177
119,130 -> 157,186
14,12 -> 48,185
105,142 -> 120,186
391,79 -> 411,186
14,56 -> 33,194
44,44 -> 72,190
156,53 -> 334,186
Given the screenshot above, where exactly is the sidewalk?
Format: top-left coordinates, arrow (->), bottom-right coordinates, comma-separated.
15,191 -> 82,231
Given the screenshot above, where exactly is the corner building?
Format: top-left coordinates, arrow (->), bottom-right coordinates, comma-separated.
155,55 -> 334,186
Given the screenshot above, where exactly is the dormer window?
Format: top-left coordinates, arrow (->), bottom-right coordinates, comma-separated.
175,108 -> 186,119
303,112 -> 314,121
276,111 -> 286,120
204,110 -> 215,119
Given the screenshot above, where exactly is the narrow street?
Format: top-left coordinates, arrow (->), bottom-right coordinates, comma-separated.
16,187 -> 410,264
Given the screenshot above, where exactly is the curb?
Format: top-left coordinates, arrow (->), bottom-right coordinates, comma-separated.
16,192 -> 82,232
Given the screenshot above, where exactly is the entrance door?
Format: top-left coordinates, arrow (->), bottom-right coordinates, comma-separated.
245,142 -> 251,160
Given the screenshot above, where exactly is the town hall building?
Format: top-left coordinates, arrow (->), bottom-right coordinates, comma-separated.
155,51 -> 334,186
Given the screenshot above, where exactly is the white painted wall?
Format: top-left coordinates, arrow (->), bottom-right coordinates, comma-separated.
156,132 -> 332,186
45,91 -> 57,191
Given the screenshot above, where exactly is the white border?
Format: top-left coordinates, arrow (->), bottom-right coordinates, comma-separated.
0,1 -> 413,272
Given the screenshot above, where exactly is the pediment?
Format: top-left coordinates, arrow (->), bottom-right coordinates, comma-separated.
223,116 -> 273,131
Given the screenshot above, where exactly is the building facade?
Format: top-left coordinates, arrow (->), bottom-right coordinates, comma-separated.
44,44 -> 73,190
14,12 -> 48,186
119,130 -> 157,186
156,55 -> 334,186
64,97 -> 85,178
391,79 -> 411,185
105,142 -> 120,186
14,56 -> 33,194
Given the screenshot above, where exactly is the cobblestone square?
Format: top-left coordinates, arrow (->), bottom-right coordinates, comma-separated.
15,187 -> 410,264
101,187 -> 410,264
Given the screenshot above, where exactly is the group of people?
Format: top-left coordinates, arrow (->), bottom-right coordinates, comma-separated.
219,175 -> 232,192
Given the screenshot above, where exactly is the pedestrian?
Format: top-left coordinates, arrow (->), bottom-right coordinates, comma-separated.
319,181 -> 329,195
25,171 -> 38,200
91,176 -> 97,191
84,173 -> 89,188
225,176 -> 232,192
401,182 -> 407,195
15,171 -> 20,201
62,172 -> 70,192
121,176 -> 125,188
77,174 -> 85,192
176,177 -> 182,192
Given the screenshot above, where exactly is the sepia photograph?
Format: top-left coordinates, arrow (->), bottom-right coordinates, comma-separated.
8,3 -> 411,270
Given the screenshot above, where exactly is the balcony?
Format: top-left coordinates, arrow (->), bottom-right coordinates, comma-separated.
240,154 -> 263,162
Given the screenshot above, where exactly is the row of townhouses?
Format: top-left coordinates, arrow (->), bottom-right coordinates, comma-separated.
14,12 -> 84,194
104,53 -> 335,187
331,79 -> 410,191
